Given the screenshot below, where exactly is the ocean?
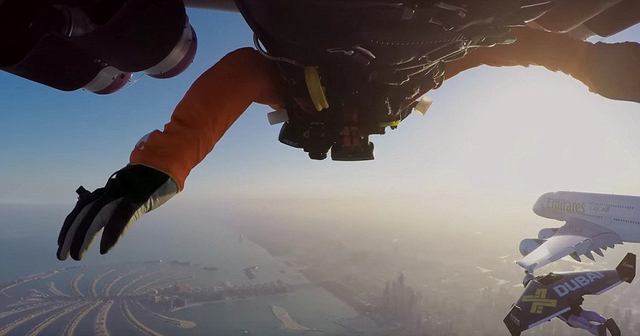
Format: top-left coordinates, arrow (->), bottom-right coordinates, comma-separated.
0,204 -> 364,335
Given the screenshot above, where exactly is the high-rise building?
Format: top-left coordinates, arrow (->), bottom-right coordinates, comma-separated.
379,272 -> 426,331
397,272 -> 406,319
407,286 -> 416,319
383,281 -> 390,312
391,281 -> 399,316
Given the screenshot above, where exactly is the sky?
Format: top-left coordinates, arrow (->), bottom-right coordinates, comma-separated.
1,8 -> 640,234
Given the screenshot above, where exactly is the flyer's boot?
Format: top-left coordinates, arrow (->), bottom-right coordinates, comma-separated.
605,318 -> 621,336
597,324 -> 607,336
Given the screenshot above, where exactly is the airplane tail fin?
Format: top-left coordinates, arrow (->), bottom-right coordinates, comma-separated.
615,253 -> 636,283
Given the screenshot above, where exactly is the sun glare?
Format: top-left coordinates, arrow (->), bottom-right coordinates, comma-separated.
424,65 -> 640,201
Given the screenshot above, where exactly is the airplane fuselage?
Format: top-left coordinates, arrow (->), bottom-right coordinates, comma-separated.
533,191 -> 640,243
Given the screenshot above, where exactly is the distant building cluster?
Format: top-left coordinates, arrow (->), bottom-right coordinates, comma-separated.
147,280 -> 291,311
380,273 -> 424,330
173,283 -> 189,293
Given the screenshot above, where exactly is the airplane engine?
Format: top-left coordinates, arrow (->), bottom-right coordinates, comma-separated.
519,238 -> 546,257
537,228 -> 559,240
0,0 -> 198,94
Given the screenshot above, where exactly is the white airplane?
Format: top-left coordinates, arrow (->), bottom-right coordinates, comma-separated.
518,191 -> 640,273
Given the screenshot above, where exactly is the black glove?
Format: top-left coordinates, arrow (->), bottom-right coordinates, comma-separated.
57,165 -> 178,261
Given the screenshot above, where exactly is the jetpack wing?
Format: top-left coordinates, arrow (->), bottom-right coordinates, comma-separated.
517,218 -> 623,272
504,253 -> 636,336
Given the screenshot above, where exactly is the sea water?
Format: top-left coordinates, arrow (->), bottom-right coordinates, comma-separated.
0,204 -> 361,335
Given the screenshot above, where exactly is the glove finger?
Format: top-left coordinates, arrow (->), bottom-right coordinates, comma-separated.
68,194 -> 120,261
99,201 -> 141,255
70,198 -> 124,261
57,198 -> 99,261
57,187 -> 104,247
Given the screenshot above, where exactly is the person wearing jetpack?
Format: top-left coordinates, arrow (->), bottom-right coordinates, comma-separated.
521,271 -> 619,336
55,1 -> 640,261
507,253 -> 635,336
558,296 -> 619,336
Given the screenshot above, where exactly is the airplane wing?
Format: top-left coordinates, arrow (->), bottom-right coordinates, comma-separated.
504,253 -> 636,336
517,218 -> 623,272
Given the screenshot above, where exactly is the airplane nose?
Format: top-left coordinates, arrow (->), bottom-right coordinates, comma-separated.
532,201 -> 542,216
532,193 -> 551,217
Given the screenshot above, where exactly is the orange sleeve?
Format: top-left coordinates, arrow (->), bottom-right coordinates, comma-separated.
129,48 -> 285,190
444,27 -> 640,104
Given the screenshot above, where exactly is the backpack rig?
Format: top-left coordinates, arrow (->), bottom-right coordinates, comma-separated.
235,0 -> 555,160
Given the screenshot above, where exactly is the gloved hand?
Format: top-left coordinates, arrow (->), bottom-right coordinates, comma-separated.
56,165 -> 178,261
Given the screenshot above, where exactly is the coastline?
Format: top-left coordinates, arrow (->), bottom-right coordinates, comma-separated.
170,298 -> 227,312
271,305 -> 321,332
299,269 -> 369,315
245,234 -> 293,257
246,234 -> 369,316
169,292 -> 293,313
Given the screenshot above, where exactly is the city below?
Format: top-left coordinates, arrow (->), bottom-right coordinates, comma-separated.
0,260 -> 314,336
1,226 -> 639,336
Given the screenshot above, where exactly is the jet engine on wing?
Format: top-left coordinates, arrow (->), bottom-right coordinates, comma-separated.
519,238 -> 546,257
0,0 -> 197,94
538,228 -> 559,240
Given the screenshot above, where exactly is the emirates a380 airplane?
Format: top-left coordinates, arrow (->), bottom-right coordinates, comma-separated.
518,191 -> 640,273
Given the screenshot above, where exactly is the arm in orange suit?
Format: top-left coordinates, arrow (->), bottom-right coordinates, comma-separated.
446,27 -> 640,104
56,47 -> 285,261
130,47 -> 285,190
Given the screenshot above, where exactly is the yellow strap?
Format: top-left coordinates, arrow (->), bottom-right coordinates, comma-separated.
304,66 -> 330,111
379,120 -> 401,127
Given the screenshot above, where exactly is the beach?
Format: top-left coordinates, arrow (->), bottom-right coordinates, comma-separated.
271,305 -> 320,331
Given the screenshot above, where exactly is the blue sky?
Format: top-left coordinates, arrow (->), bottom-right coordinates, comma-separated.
1,8 -> 640,230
